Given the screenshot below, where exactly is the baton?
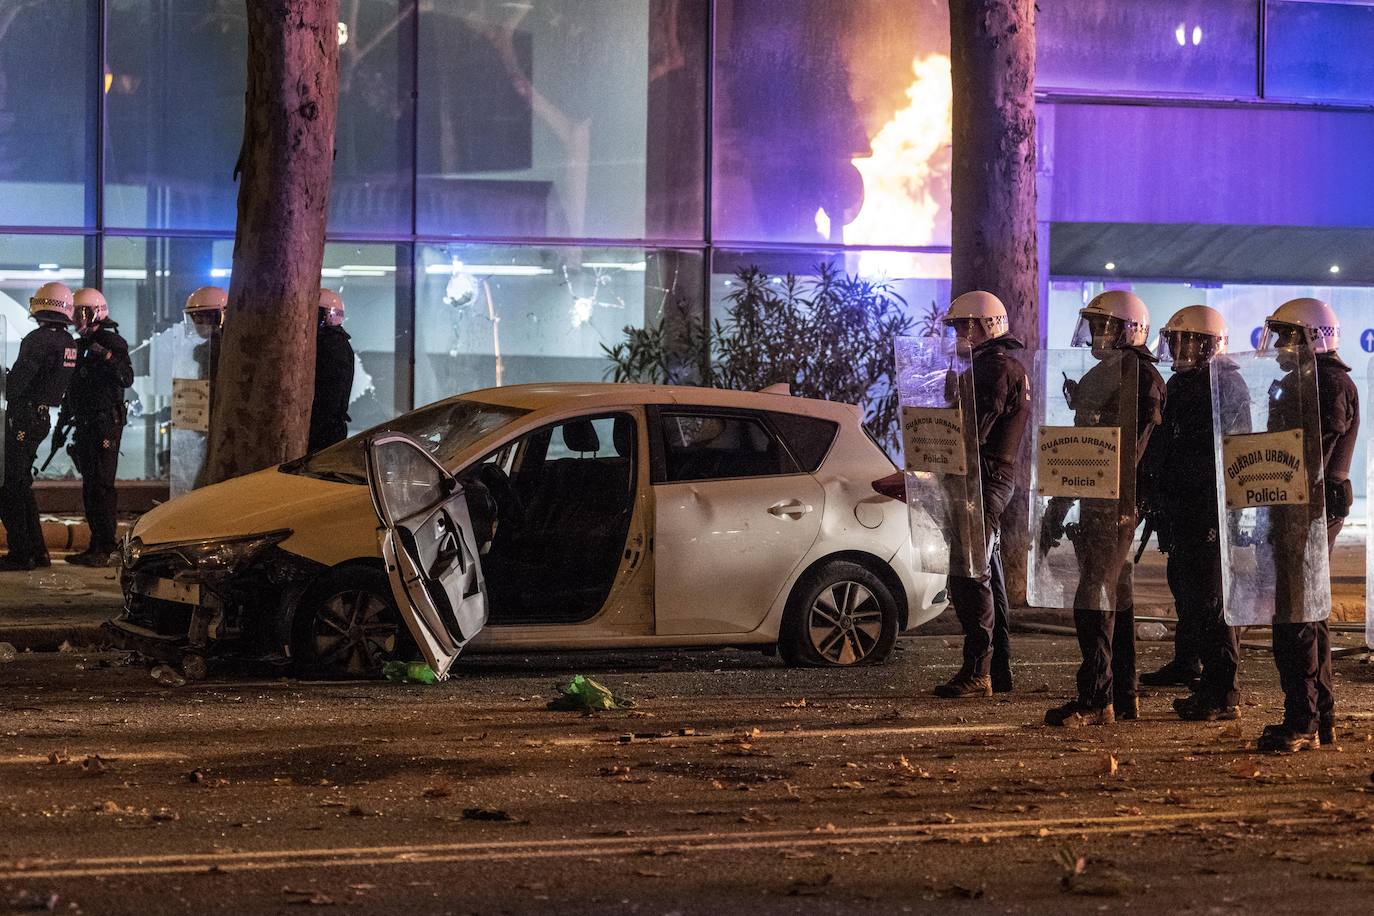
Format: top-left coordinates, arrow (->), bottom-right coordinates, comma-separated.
1133,518 -> 1154,564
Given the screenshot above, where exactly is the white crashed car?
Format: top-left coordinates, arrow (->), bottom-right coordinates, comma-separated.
110,384 -> 947,676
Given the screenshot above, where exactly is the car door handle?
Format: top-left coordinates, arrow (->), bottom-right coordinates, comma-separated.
768,500 -> 813,518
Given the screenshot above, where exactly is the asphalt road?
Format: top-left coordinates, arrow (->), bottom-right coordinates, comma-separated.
3,635 -> 1374,915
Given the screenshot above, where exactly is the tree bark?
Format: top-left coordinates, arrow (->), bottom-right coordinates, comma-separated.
206,0 -> 339,484
949,0 -> 1037,605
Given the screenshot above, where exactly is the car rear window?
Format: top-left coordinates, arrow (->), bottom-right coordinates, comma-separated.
658,412 -> 799,482
767,412 -> 839,472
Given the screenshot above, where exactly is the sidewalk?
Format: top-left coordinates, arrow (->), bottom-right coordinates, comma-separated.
0,556 -> 123,653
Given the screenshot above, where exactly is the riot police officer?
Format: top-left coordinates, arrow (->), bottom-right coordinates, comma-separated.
932,291 -> 1031,698
308,288 -> 354,453
1043,290 -> 1166,727
184,285 -> 227,375
59,288 -> 134,567
0,283 -> 78,571
1255,298 -> 1357,752
1140,306 -> 1248,720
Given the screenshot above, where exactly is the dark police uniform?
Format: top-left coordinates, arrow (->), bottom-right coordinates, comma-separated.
1269,352 -> 1358,742
1142,357 -> 1249,708
59,319 -> 134,557
307,324 -> 354,453
1,322 -> 77,567
1055,346 -> 1166,717
946,334 -> 1031,688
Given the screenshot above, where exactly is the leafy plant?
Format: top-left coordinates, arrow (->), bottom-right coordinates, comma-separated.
603,264 -> 916,453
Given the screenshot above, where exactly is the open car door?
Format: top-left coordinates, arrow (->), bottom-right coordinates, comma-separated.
365,432 -> 488,679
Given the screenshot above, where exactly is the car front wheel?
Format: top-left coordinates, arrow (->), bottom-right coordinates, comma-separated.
779,560 -> 898,668
293,566 -> 413,678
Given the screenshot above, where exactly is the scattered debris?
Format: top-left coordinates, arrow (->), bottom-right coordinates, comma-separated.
546,674 -> 633,711
1230,758 -> 1262,780
79,754 -> 110,777
1056,848 -> 1131,897
780,699 -> 808,708
6,889 -> 60,912
786,873 -> 834,896
462,807 -> 515,822
150,665 -> 187,688
283,887 -> 335,906
1098,753 -> 1119,777
382,661 -> 438,685
346,805 -> 381,818
0,642 -> 16,664
421,785 -> 452,799
45,749 -> 70,766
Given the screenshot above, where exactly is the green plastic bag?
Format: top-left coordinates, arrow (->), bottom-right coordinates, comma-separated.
546,674 -> 632,711
382,660 -> 438,685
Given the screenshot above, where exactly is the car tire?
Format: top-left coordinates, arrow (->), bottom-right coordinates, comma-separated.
778,560 -> 898,668
293,565 -> 416,678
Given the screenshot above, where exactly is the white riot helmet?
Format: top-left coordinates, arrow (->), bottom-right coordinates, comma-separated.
319,288 -> 345,328
73,287 -> 109,331
942,290 -> 1008,343
1260,297 -> 1340,355
1071,290 -> 1150,353
29,281 -> 75,324
1157,305 -> 1226,371
185,285 -> 227,336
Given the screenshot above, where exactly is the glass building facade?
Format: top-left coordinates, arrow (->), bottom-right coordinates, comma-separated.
4,1 -> 1374,492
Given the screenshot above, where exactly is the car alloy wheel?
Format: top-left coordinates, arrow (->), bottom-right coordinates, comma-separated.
309,589 -> 399,677
806,580 -> 883,665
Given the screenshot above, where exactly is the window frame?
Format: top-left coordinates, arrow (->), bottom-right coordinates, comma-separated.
646,405 -> 807,485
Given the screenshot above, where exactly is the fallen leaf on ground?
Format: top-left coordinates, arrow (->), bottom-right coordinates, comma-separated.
780,699 -> 807,708
45,749 -> 69,765
1230,759 -> 1261,780
1098,753 -> 1119,777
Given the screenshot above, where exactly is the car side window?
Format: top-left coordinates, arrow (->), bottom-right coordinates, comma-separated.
767,412 -> 839,472
658,412 -> 798,482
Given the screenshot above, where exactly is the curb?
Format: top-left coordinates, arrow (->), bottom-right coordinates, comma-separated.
0,623 -> 112,654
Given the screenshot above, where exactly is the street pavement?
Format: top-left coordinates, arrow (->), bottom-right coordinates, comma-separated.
3,634 -> 1374,915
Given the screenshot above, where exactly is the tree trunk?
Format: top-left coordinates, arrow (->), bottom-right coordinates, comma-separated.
949,0 -> 1037,605
206,0 -> 339,484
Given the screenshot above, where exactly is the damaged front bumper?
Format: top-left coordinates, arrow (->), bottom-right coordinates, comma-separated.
109,531 -> 327,665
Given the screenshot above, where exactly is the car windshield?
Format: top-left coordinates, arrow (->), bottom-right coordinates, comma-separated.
280,398 -> 529,483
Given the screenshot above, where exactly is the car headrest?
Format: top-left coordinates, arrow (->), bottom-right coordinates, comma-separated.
562,419 -> 600,454
612,416 -> 633,457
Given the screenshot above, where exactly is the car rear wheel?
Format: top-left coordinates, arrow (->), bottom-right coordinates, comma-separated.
779,560 -> 897,668
293,566 -> 413,678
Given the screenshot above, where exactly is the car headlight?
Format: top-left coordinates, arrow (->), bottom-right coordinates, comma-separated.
158,530 -> 293,579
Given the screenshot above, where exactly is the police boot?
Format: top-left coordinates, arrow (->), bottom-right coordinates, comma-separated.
1256,723 -> 1318,753
991,658 -> 1013,694
1139,661 -> 1201,688
0,555 -> 36,572
1319,718 -> 1336,748
1114,695 -> 1140,721
934,673 -> 992,699
1044,701 -> 1114,728
1173,693 -> 1239,722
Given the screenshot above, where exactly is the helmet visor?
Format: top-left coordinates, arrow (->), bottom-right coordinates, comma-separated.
187,310 -> 222,336
1259,320 -> 1309,354
1159,330 -> 1220,369
1070,312 -> 1125,350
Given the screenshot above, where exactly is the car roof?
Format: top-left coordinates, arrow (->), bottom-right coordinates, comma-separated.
454,382 -> 861,422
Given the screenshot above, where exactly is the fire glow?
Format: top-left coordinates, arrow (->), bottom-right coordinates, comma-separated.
831,53 -> 952,279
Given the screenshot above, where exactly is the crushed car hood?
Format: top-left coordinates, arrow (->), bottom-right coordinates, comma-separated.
133,467 -> 378,564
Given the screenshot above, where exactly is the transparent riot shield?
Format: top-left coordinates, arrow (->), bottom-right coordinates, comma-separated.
0,316 -> 6,481
169,322 -> 219,498
1213,349 -> 1327,626
1027,350 -> 1139,611
1365,360 -> 1374,648
895,336 -> 985,579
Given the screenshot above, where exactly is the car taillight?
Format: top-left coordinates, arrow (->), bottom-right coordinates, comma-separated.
872,472 -> 906,502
